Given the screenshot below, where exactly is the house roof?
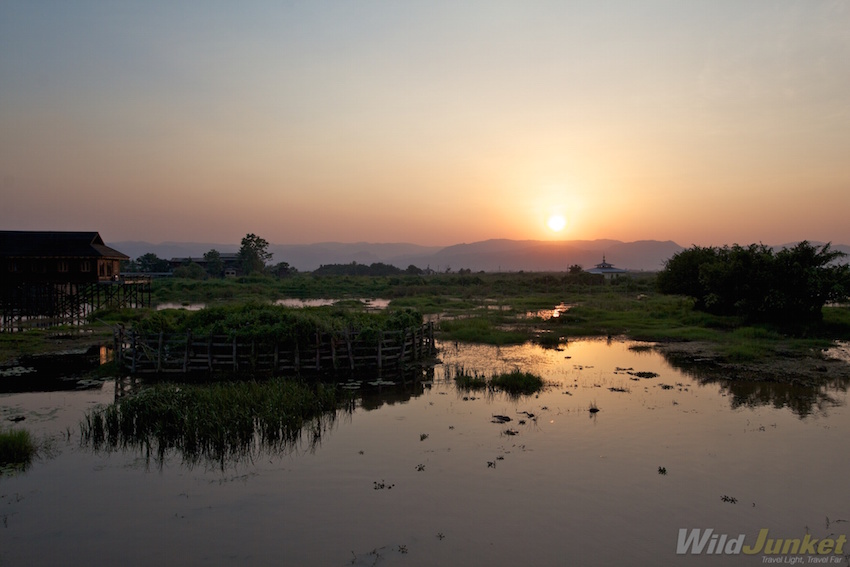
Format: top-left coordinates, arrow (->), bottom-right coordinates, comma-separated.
0,231 -> 129,260
586,255 -> 628,274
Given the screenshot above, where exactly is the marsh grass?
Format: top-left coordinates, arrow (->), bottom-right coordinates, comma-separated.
447,365 -> 488,391
438,316 -> 531,345
490,370 -> 545,396
449,365 -> 544,397
80,379 -> 349,469
13,272 -> 850,373
0,428 -> 37,471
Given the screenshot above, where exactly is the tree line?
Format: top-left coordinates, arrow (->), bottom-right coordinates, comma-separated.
657,241 -> 850,329
122,234 -> 435,279
122,234 -> 293,279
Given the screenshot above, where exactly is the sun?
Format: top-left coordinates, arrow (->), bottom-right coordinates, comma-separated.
547,214 -> 567,232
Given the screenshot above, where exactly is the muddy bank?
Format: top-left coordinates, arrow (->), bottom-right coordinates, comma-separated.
654,340 -> 850,385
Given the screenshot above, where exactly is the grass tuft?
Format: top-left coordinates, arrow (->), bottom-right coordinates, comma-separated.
0,428 -> 37,470
490,370 -> 545,396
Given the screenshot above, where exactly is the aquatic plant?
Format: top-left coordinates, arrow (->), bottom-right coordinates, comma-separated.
0,428 -> 36,470
123,302 -> 423,345
490,370 -> 544,396
80,378 -> 349,469
437,316 -> 531,345
448,365 -> 488,391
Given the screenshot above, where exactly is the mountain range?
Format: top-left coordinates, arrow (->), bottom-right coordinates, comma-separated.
111,239 -> 850,274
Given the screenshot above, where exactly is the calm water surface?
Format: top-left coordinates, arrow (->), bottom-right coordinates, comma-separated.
2,339 -> 849,567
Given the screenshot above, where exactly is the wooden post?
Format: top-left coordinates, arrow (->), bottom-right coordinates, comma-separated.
114,327 -> 122,367
315,328 -> 321,371
183,330 -> 192,373
346,329 -> 355,370
377,330 -> 383,370
399,329 -> 408,367
233,337 -> 238,372
295,342 -> 300,372
208,335 -> 213,372
131,331 -> 137,374
156,331 -> 164,373
274,341 -> 279,373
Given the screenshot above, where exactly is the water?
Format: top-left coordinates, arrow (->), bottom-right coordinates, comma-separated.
156,298 -> 392,311
2,339 -> 849,566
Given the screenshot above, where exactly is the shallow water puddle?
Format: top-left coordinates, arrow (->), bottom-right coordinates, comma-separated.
1,339 -> 849,566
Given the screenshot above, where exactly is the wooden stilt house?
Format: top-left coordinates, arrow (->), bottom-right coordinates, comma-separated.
1,231 -> 149,330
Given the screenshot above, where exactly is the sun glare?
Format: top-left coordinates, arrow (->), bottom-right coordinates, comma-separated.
547,214 -> 567,232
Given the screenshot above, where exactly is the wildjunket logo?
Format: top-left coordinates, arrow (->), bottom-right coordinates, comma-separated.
677,529 -> 847,558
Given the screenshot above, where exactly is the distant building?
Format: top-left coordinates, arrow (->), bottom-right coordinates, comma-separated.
586,256 -> 628,280
168,253 -> 241,275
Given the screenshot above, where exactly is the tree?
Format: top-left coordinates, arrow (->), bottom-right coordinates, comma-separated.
269,261 -> 295,278
768,241 -> 849,325
203,249 -> 225,278
568,264 -> 583,275
173,262 -> 207,280
657,241 -> 850,328
136,252 -> 171,273
656,245 -> 718,308
238,234 -> 273,275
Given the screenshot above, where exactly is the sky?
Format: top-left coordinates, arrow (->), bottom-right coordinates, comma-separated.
2,1 -> 849,248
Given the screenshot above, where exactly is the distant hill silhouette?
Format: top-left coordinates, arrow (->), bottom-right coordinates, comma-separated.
111,238 -> 850,274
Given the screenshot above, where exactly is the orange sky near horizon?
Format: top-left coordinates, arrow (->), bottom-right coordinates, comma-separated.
2,2 -> 849,248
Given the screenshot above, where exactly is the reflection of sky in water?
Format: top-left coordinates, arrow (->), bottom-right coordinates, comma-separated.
275,298 -> 390,310
157,298 -> 391,310
2,339 -> 849,566
525,302 -> 572,320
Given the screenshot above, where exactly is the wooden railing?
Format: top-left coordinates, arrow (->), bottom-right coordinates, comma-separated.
114,323 -> 436,376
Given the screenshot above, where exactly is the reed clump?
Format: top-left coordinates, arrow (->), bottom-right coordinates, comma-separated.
449,365 -> 544,397
80,378 -> 349,469
0,428 -> 37,471
490,370 -> 545,396
450,366 -> 488,391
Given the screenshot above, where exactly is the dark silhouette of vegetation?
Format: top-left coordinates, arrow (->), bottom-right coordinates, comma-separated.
239,233 -> 273,275
128,302 -> 423,344
203,249 -> 224,278
658,241 -> 850,329
81,379 -> 346,469
172,261 -> 206,280
313,262 -> 410,276
269,261 -> 295,277
124,252 -> 171,273
0,428 -> 36,470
